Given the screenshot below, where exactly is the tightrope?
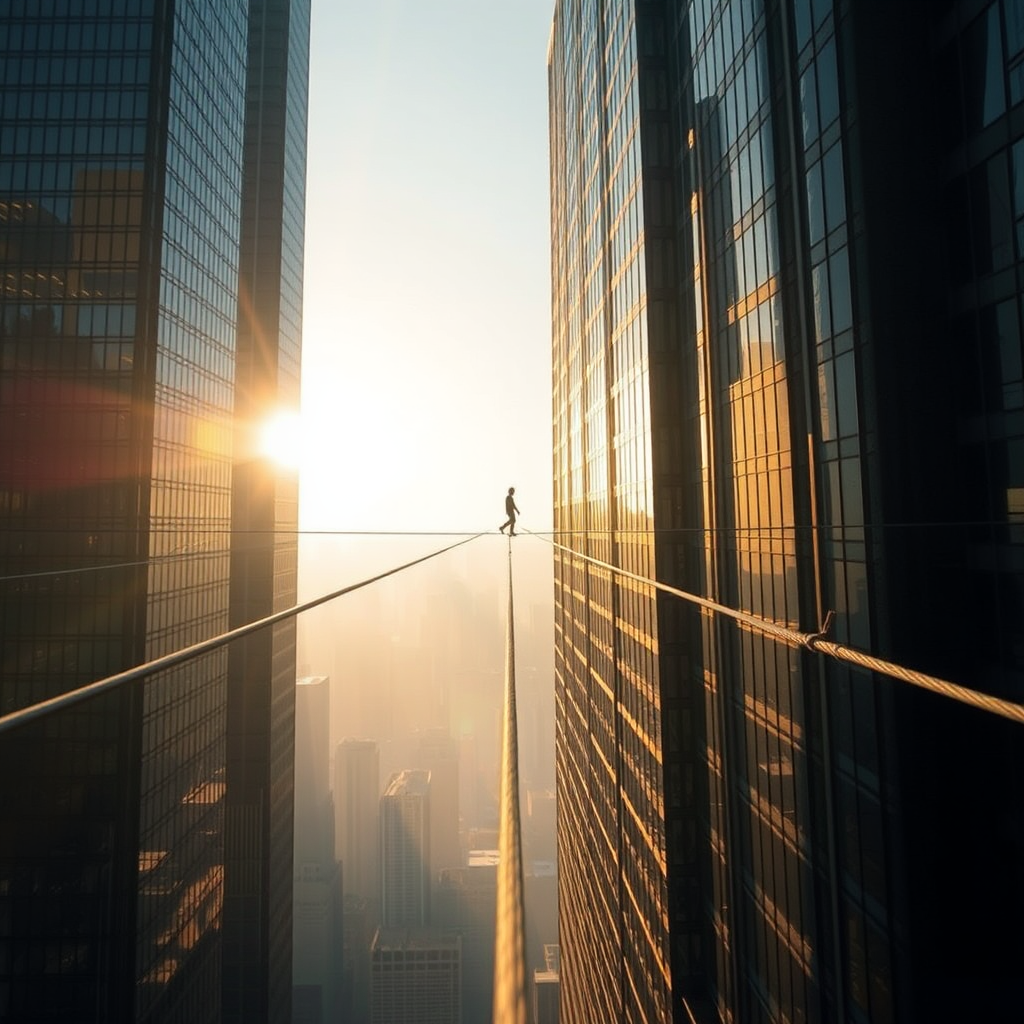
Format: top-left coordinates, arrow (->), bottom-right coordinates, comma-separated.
529,531 -> 1024,727
0,533 -> 487,735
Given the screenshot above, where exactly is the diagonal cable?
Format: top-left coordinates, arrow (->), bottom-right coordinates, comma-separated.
0,533 -> 486,735
526,530 -> 1024,726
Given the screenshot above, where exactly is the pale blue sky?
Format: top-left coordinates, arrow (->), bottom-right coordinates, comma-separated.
298,2 -> 555,535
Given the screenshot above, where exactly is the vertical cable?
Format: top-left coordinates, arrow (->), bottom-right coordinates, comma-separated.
493,542 -> 530,1024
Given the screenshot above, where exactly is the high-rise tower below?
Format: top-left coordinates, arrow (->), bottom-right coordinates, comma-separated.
381,768 -> 432,928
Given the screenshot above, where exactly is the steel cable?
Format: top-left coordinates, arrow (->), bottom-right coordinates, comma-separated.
527,531 -> 1024,727
0,532 -> 487,735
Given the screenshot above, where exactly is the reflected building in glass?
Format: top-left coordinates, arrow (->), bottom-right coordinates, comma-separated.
0,1 -> 308,1021
549,1 -> 1024,1022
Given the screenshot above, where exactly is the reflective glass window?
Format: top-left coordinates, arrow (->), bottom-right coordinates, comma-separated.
1012,138 -> 1024,255
812,259 -> 831,342
970,152 -> 1013,272
794,0 -> 812,51
817,39 -> 840,131
981,299 -> 1024,408
828,247 -> 852,333
1010,62 -> 1024,105
822,142 -> 846,233
964,5 -> 1007,128
818,360 -> 837,440
800,65 -> 818,146
1006,0 -> 1024,57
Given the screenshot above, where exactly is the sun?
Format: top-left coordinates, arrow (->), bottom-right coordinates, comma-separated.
259,410 -> 304,470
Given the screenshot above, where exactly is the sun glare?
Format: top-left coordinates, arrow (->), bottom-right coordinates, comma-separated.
259,411 -> 304,470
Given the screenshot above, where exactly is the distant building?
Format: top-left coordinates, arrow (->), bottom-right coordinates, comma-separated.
524,861 -> 558,982
524,790 -> 556,862
413,727 -> 462,879
335,738 -> 381,903
294,677 -> 333,862
462,827 -> 499,862
532,970 -> 559,1024
533,946 -> 560,1024
292,985 -> 323,1024
381,769 -> 432,927
536,942 -> 561,1024
292,677 -> 341,1023
370,927 -> 462,1024
436,860 -> 499,1024
293,861 -> 342,1024
341,894 -> 375,1024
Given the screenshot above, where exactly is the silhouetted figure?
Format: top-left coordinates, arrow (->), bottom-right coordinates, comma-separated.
499,487 -> 520,536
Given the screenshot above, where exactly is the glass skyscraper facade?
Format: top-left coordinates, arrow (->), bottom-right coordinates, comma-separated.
224,1 -> 309,1022
550,2 -> 678,1018
0,1 -> 308,1020
550,1 -> 1024,1022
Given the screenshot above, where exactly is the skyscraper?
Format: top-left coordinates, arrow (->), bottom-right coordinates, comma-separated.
335,737 -> 382,904
413,726 -> 462,880
335,737 -> 380,1023
532,945 -> 560,1024
0,2 -> 308,1020
224,1 -> 309,1021
549,1 -> 1024,1022
549,3 -> 679,1016
380,768 -> 432,928
293,679 -> 332,867
436,860 -> 499,1023
369,928 -> 462,1024
292,677 -> 341,1024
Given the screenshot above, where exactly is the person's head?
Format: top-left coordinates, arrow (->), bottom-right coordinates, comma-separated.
508,487 -> 515,494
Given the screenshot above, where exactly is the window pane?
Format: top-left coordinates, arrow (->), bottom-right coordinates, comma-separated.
1006,0 -> 1024,57
829,247 -> 852,333
816,38 -> 840,130
801,65 -> 819,147
1013,138 -> 1024,214
794,0 -> 813,51
806,161 -> 825,244
964,6 -> 1006,128
835,350 -> 859,437
822,142 -> 846,233
971,153 -> 1013,272
818,360 -> 836,440
812,259 -> 831,342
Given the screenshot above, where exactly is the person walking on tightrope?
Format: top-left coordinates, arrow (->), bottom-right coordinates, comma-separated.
499,487 -> 520,536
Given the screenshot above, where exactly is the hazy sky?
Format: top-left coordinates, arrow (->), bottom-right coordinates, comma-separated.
297,1 -> 556,537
